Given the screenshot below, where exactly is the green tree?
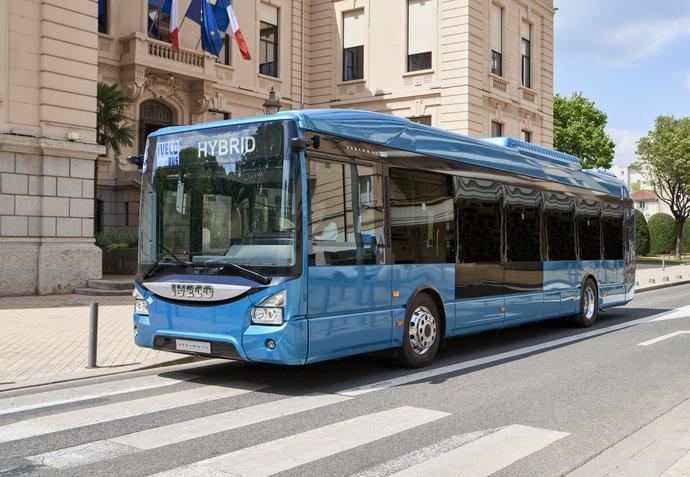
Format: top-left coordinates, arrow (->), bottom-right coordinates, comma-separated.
648,213 -> 676,255
683,221 -> 690,254
553,92 -> 615,169
97,82 -> 134,155
636,116 -> 690,259
634,209 -> 650,256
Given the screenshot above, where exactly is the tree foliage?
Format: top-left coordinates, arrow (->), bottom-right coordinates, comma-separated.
648,213 -> 676,255
634,209 -> 650,256
97,82 -> 134,155
553,92 -> 615,170
636,116 -> 690,259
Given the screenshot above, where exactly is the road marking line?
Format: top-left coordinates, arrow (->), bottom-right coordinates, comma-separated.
0,375 -> 185,416
339,308 -> 678,397
113,392 -> 350,449
650,305 -> 690,322
27,393 -> 351,469
0,382 -> 265,443
351,429 -> 499,477
637,330 -> 690,346
28,441 -> 134,469
158,407 -> 450,477
388,424 -> 569,477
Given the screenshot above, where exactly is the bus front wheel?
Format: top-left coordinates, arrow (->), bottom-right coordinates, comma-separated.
574,278 -> 598,328
398,294 -> 441,368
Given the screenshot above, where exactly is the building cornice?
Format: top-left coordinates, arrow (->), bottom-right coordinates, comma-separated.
0,134 -> 105,159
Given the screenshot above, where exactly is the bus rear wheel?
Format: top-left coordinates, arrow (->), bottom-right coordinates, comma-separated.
574,278 -> 598,328
398,294 -> 441,368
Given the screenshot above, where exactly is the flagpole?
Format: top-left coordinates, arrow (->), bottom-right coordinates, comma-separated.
147,0 -> 165,37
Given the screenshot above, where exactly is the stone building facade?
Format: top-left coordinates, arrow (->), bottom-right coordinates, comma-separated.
97,0 -> 555,234
0,0 -> 104,296
0,0 -> 554,295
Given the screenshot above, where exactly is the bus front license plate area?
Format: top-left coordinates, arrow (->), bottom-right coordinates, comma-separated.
176,339 -> 211,354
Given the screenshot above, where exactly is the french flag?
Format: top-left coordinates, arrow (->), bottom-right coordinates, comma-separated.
170,0 -> 180,52
215,0 -> 251,60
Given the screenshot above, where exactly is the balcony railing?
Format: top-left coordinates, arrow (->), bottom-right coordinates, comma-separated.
119,33 -> 215,80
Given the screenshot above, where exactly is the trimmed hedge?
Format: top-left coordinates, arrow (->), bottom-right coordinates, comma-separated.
95,231 -> 138,253
648,213 -> 676,255
634,209 -> 650,256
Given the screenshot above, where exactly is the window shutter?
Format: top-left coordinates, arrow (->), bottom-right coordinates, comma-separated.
490,4 -> 502,53
343,9 -> 365,48
408,0 -> 434,55
261,3 -> 278,25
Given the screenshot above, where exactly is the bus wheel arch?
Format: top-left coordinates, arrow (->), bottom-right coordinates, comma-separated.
398,287 -> 445,368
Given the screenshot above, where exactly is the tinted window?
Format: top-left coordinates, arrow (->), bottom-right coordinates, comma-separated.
505,187 -> 541,262
307,159 -> 384,266
577,199 -> 601,260
603,201 -> 624,260
390,169 -> 454,264
544,192 -> 576,261
456,178 -> 502,263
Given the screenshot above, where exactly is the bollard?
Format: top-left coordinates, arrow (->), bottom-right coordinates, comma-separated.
648,278 -> 656,284
677,275 -> 683,280
663,276 -> 670,282
87,302 -> 99,369
662,256 -> 665,271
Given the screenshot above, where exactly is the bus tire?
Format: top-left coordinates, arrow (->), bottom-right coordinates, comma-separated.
574,278 -> 598,328
398,294 -> 441,368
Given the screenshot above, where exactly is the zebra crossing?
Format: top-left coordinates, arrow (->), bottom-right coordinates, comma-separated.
0,370 -> 570,476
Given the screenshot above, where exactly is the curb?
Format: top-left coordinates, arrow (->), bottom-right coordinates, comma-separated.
636,279 -> 690,294
0,356 -> 207,394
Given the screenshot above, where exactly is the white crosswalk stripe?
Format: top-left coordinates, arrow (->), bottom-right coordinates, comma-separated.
152,406 -> 451,477
388,424 -> 569,477
0,381 -> 265,443
0,375 -> 186,416
27,393 -> 351,469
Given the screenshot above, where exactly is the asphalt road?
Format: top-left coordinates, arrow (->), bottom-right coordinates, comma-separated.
1,285 -> 690,477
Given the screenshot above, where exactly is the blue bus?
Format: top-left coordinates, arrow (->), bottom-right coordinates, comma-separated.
133,109 -> 634,368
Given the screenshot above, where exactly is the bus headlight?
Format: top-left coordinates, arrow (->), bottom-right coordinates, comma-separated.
133,288 -> 149,316
251,290 -> 285,325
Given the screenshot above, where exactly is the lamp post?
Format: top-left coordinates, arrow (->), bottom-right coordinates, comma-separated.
263,87 -> 282,115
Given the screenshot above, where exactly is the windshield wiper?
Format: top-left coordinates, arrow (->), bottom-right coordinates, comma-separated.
200,259 -> 272,285
143,247 -> 190,279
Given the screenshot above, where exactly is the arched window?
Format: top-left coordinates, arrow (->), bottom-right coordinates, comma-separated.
139,100 -> 173,154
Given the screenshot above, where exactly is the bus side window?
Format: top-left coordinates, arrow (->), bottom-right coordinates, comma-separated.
455,177 -> 502,264
389,168 -> 454,264
307,158 -> 384,266
576,199 -> 602,261
504,187 -> 542,263
603,201 -> 624,260
544,192 -> 576,261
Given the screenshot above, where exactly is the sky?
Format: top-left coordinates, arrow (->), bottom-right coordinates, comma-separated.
554,0 -> 690,167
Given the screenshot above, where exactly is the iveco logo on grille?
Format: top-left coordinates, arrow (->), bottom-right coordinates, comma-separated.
171,284 -> 214,299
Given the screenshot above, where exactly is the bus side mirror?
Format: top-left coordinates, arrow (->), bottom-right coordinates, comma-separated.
128,155 -> 145,168
291,136 -> 320,151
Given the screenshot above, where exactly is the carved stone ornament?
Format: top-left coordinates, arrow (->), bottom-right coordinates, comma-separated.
144,73 -> 183,102
192,95 -> 212,115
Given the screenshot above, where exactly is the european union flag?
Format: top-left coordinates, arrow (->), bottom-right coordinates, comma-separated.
212,0 -> 230,32
185,0 -> 223,56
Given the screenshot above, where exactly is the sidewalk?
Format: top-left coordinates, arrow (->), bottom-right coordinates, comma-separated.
636,264 -> 690,292
0,293 -> 183,389
0,264 -> 687,390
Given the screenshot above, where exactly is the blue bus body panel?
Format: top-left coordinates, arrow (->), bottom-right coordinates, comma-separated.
306,265 -> 392,363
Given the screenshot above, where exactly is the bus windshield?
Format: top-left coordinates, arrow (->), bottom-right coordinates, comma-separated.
138,120 -> 299,279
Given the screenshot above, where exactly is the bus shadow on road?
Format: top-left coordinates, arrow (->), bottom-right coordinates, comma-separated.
156,306 -> 671,397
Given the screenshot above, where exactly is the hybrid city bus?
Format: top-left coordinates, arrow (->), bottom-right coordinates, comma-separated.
133,109 -> 635,368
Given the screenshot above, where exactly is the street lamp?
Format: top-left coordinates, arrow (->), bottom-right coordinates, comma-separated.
263,87 -> 282,115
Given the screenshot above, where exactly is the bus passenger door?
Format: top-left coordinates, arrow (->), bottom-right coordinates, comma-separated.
305,158 -> 391,362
